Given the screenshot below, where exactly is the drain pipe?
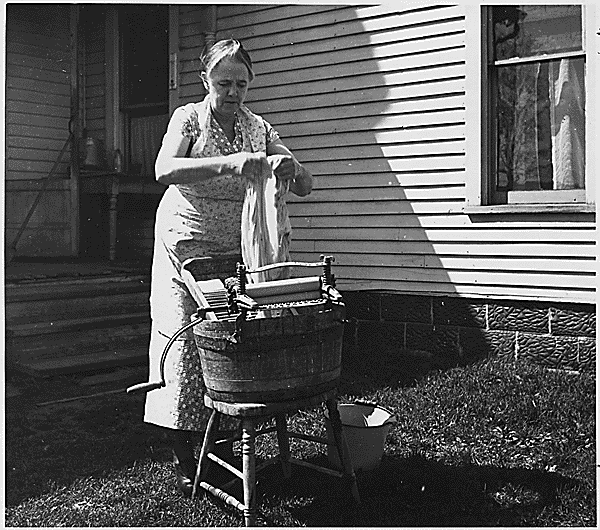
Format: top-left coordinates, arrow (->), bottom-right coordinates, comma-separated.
205,5 -> 217,50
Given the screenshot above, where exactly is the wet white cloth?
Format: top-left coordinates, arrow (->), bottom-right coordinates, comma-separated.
241,164 -> 291,283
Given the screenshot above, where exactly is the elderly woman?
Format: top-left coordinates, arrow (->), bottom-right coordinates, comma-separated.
144,39 -> 313,496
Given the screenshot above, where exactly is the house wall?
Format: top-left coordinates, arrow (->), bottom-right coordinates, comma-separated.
343,292 -> 595,373
177,4 -> 212,107
5,4 -> 74,257
212,4 -> 595,307
13,5 -> 590,369
209,4 -> 595,371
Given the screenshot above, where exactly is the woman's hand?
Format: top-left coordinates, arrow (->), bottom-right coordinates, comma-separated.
266,139 -> 313,196
267,154 -> 297,180
231,152 -> 270,179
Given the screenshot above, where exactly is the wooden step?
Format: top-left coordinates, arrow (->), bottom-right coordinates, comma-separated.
7,290 -> 150,324
5,262 -> 154,377
5,273 -> 150,303
8,312 -> 150,336
7,317 -> 150,365
9,347 -> 149,377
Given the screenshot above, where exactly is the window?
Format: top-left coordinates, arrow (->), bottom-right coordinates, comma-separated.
465,5 -> 596,212
120,5 -> 170,177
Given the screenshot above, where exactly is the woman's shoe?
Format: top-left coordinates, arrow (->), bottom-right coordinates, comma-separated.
173,451 -> 197,497
172,430 -> 198,497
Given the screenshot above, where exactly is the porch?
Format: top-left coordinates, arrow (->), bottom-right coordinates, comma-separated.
5,254 -> 242,377
5,257 -> 152,377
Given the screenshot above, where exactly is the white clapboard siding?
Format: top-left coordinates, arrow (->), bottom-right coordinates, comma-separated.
252,49 -> 465,92
5,4 -> 73,256
249,64 -> 466,105
291,227 -> 592,243
253,31 -> 465,76
210,4 -> 595,303
265,94 -> 466,128
83,5 -> 106,139
293,240 -> 597,259
291,252 -> 596,275
225,5 -> 464,49
292,213 -> 596,230
299,141 -> 466,164
330,266 -> 593,291
177,5 -> 210,105
238,78 -> 465,116
334,279 -> 594,304
286,125 -> 467,151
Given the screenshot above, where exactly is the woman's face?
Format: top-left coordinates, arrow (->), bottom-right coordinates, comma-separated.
202,57 -> 251,119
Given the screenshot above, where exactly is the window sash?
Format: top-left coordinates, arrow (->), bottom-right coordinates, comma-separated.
490,57 -> 586,202
491,5 -> 583,62
463,4 -> 595,212
489,6 -> 585,204
493,50 -> 585,67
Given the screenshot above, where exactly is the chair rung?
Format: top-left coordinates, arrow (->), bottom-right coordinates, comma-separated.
288,457 -> 344,478
215,435 -> 241,445
255,426 -> 277,437
196,393 -> 361,526
287,431 -> 332,446
208,452 -> 244,479
219,456 -> 279,491
255,456 -> 279,473
197,481 -> 245,512
220,476 -> 239,491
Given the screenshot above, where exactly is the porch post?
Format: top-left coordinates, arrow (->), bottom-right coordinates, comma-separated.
69,5 -> 81,257
105,7 -> 121,167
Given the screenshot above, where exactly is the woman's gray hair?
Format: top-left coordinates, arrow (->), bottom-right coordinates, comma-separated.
200,39 -> 254,81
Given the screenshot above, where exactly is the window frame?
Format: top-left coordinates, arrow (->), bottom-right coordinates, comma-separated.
464,4 -> 596,214
105,5 -> 178,175
119,5 -> 170,116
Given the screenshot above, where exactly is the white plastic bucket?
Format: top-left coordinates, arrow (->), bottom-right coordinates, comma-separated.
324,401 -> 396,472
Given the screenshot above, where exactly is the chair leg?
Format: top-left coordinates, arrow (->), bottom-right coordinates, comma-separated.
275,413 -> 292,479
241,418 -> 257,527
192,409 -> 220,499
325,398 -> 361,503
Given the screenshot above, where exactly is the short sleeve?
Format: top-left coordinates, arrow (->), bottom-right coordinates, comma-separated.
166,105 -> 189,137
264,118 -> 280,146
165,105 -> 191,141
159,103 -> 200,157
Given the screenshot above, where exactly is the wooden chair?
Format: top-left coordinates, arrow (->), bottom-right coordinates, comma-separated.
193,390 -> 360,527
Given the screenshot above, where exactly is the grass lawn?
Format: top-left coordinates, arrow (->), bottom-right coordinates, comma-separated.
4,351 -> 596,527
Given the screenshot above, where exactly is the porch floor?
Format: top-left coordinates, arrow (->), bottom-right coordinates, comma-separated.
5,257 -> 152,283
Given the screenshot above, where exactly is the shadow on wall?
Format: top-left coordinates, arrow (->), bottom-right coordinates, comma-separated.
242,5 -> 482,382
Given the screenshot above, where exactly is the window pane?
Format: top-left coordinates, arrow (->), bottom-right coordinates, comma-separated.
122,6 -> 169,107
494,5 -> 582,61
496,58 -> 585,192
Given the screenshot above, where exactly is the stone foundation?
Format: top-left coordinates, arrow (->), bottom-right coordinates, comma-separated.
340,291 -> 596,373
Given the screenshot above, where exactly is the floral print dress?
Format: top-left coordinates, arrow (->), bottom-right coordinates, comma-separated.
143,99 -> 279,431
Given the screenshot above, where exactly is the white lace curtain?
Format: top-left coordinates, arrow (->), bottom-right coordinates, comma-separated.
129,113 -> 170,177
547,58 -> 585,189
534,58 -> 585,190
